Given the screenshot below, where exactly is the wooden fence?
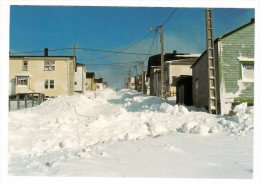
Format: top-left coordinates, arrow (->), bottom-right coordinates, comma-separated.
9,93 -> 45,111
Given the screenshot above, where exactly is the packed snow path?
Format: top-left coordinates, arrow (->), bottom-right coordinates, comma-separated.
9,89 -> 254,178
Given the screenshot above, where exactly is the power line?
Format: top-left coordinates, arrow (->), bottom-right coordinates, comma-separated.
162,8 -> 178,26
80,32 -> 153,61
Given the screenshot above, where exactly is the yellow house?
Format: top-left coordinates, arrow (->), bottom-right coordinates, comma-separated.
86,72 -> 95,91
9,51 -> 76,97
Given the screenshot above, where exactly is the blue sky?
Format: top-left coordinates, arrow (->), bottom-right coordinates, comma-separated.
10,6 -> 255,89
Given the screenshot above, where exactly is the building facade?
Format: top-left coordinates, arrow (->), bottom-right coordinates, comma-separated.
9,54 -> 76,98
86,72 -> 95,91
74,63 -> 87,93
192,19 -> 255,115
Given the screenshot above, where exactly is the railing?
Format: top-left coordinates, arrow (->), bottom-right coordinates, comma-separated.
9,93 -> 45,111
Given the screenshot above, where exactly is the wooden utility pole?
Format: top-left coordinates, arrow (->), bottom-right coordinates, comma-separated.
160,25 -> 165,99
205,8 -> 218,114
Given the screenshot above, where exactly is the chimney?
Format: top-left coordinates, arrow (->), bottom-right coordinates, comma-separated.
44,48 -> 48,57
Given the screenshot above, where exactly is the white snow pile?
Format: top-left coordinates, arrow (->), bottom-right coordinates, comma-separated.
8,89 -> 254,177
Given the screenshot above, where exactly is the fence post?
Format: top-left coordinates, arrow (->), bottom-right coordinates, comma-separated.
32,93 -> 34,107
9,96 -> 10,111
16,94 -> 20,110
25,94 -> 27,108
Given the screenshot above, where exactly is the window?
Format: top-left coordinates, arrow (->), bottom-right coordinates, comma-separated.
44,80 -> 55,89
195,79 -> 199,89
44,80 -> 49,89
17,77 -> 28,86
75,81 -> 77,85
22,61 -> 28,71
241,63 -> 254,82
50,80 -> 54,89
44,60 -> 55,71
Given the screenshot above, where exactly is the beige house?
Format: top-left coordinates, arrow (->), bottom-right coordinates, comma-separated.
164,56 -> 198,97
9,51 -> 76,98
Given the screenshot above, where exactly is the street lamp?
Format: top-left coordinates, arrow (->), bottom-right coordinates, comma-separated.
147,25 -> 165,99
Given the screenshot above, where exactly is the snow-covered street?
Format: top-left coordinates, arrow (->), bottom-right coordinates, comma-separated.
8,89 -> 254,178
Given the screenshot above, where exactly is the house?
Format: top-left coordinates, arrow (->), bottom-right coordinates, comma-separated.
9,48 -> 76,98
74,63 -> 87,93
86,72 -> 95,91
164,55 -> 198,97
191,19 -> 255,115
94,78 -> 104,90
172,75 -> 193,106
146,51 -> 198,97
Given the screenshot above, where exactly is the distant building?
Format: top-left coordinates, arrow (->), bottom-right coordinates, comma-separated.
191,19 -> 255,115
94,78 -> 104,90
164,55 -> 198,97
147,52 -> 198,97
74,63 -> 87,93
9,48 -> 76,98
86,72 -> 95,91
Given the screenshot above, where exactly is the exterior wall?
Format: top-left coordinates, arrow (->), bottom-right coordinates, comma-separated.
192,53 -> 209,109
218,23 -> 255,114
9,57 -> 75,97
74,65 -> 87,93
165,62 -> 193,97
86,78 -> 95,91
149,66 -> 160,96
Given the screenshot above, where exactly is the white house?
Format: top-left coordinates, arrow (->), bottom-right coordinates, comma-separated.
74,63 -> 87,93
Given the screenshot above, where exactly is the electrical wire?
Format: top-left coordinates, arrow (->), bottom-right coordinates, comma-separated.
161,8 -> 178,26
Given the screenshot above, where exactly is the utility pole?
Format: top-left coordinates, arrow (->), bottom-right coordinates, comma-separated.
159,25 -> 165,99
205,8 -> 218,114
127,70 -> 131,89
148,25 -> 165,99
136,61 -> 144,93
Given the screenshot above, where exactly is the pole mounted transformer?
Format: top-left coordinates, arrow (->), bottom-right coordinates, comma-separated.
205,8 -> 218,114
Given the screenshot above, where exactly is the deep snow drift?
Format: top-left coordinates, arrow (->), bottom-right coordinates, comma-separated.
8,89 -> 254,178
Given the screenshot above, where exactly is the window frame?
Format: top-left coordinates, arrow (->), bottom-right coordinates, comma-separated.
22,61 -> 28,71
16,76 -> 29,86
44,79 -> 55,89
239,60 -> 254,82
44,60 -> 55,71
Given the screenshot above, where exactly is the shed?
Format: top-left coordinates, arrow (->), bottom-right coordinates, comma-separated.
172,75 -> 193,106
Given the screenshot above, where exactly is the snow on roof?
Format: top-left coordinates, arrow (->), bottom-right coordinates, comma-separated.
15,74 -> 32,77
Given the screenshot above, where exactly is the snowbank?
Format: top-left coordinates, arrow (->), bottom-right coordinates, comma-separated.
8,89 -> 254,176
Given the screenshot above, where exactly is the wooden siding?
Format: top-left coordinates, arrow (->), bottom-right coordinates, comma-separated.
218,23 -> 254,113
192,53 -> 209,109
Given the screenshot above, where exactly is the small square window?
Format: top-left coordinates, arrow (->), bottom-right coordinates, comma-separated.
195,79 -> 199,89
44,60 -> 55,71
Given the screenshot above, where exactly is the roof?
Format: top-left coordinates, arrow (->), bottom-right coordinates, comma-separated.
86,72 -> 95,78
147,52 -> 198,77
191,18 -> 255,68
10,55 -> 75,59
94,78 -> 103,83
165,57 -> 198,65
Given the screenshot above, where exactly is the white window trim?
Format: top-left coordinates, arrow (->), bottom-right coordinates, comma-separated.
44,60 -> 55,71
16,76 -> 29,86
237,57 -> 254,83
